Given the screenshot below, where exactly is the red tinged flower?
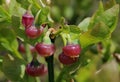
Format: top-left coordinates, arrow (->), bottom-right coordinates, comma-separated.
35,43 -> 55,57
63,44 -> 81,57
59,52 -> 78,65
30,45 -> 36,53
18,43 -> 25,53
25,25 -> 44,39
18,44 -> 36,53
26,63 -> 48,77
22,11 -> 34,28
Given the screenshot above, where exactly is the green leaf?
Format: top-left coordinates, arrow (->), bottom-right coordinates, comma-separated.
80,31 -> 99,48
0,5 -> 11,29
78,17 -> 90,32
11,15 -> 23,39
0,20 -> 11,30
11,15 -> 20,31
9,0 -> 25,16
54,35 -> 64,56
21,73 -> 38,82
60,25 -> 81,45
16,0 -> 30,9
2,55 -> 26,81
16,29 -> 27,41
89,4 -> 119,31
69,25 -> 81,33
91,22 -> 110,38
0,28 -> 16,43
102,43 -> 111,63
31,0 -> 41,9
0,29 -> 18,52
0,6 -> 10,18
79,2 -> 119,48
75,56 -> 100,82
79,22 -> 110,48
56,25 -> 80,46
97,5 -> 118,29
0,6 -> 11,23
36,6 -> 50,25
88,1 -> 104,29
0,28 -> 23,59
62,25 -> 81,34
30,0 -> 42,16
102,5 -> 119,32
0,38 -> 13,51
31,5 -> 40,16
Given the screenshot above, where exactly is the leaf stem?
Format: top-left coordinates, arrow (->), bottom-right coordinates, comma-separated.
45,55 -> 54,82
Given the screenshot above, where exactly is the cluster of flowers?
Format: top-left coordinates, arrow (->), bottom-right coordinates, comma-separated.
18,11 -> 81,77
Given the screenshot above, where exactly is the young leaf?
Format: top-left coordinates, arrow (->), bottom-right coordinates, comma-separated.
98,5 -> 118,29
89,4 -> 119,31
79,3 -> 119,48
79,22 -> 110,48
78,17 -> 90,32
80,31 -> 100,48
91,22 -> 110,38
88,1 -> 104,29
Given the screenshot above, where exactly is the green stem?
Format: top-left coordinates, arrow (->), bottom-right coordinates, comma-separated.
45,55 -> 54,82
67,34 -> 72,44
28,4 -> 32,11
60,33 -> 67,46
